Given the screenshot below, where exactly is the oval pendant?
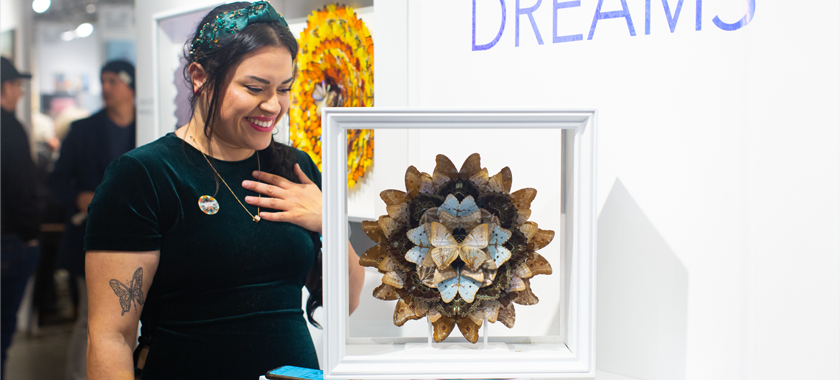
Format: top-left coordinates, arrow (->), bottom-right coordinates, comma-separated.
198,195 -> 219,215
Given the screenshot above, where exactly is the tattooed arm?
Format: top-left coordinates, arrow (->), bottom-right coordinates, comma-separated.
86,250 -> 159,380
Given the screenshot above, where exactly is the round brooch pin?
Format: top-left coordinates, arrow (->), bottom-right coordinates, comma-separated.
198,195 -> 219,215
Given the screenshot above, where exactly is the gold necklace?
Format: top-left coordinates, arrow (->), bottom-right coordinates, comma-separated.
189,134 -> 261,222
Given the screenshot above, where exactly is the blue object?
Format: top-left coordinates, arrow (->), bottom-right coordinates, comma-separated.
268,366 -> 323,380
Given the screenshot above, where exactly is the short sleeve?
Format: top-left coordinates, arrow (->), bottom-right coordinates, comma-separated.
84,155 -> 161,251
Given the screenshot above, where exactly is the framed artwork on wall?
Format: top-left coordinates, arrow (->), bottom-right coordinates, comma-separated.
320,108 -> 597,379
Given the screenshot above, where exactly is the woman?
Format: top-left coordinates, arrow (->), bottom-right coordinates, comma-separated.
84,2 -> 365,379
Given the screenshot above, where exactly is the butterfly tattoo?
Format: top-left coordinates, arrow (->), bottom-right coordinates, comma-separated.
110,267 -> 144,316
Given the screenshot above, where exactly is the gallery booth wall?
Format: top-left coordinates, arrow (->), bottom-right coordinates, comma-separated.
134,0 -> 839,379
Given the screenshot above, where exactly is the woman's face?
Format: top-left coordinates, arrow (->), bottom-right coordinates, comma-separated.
213,45 -> 294,152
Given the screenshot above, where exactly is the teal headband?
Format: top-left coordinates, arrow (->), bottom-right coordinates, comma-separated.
189,1 -> 288,59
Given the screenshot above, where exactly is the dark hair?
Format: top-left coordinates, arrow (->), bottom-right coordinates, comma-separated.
101,60 -> 136,91
183,2 -> 323,327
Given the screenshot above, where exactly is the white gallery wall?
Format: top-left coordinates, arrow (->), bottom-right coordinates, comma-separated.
373,0 -> 839,379
134,0 -> 839,378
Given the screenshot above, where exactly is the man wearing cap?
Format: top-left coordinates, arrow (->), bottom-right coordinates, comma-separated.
1,56 -> 41,374
46,60 -> 136,380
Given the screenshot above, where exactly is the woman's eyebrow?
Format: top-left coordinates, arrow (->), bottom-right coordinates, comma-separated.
281,76 -> 294,85
248,75 -> 270,84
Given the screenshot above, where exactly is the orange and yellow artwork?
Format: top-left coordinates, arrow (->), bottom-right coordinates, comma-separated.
290,4 -> 374,188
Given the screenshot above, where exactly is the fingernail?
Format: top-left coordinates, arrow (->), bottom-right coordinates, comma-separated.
245,196 -> 254,202
242,180 -> 252,187
252,171 -> 260,177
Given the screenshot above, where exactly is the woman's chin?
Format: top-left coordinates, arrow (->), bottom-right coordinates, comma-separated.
253,134 -> 275,151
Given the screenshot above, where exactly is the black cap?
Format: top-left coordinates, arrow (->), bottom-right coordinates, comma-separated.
1,57 -> 32,84
101,60 -> 135,92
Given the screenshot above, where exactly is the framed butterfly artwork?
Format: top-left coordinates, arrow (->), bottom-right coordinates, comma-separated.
320,108 -> 597,379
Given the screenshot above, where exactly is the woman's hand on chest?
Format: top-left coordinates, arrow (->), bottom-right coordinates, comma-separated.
242,163 -> 322,234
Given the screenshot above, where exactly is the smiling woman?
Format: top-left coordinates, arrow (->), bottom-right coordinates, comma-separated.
82,2 -> 365,380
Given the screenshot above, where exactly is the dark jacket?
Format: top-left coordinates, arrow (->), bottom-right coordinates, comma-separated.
47,109 -> 135,276
1,108 -> 40,241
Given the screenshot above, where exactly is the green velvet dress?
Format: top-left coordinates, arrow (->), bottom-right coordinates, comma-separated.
85,133 -> 320,379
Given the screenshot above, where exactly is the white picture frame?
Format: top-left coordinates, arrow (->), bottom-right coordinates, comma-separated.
321,108 -> 597,379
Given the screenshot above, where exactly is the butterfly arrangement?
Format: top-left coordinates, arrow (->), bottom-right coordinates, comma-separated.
110,267 -> 145,316
290,4 -> 374,188
362,153 -> 554,343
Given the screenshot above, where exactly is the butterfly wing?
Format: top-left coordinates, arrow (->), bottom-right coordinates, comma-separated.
380,189 -> 408,206
427,307 -> 443,323
429,222 -> 459,269
405,224 -> 430,265
519,221 -> 539,241
497,299 -> 516,328
373,283 -> 399,300
457,153 -> 482,178
510,188 -> 537,213
412,298 -> 430,318
437,273 -> 460,303
438,194 -> 461,217
433,266 -> 458,284
377,216 -> 400,239
438,211 -> 460,231
378,255 -> 400,273
130,268 -> 144,306
456,316 -> 481,344
511,278 -> 539,305
431,247 -> 460,269
488,224 -> 512,245
460,248 -> 487,271
432,316 -> 456,342
507,275 -> 526,292
487,224 -> 513,268
498,167 -> 513,193
528,228 -> 555,251
386,204 -> 409,224
393,298 -> 420,326
513,261 -> 534,279
382,271 -> 405,289
406,224 -> 429,246
456,272 -> 482,303
460,267 -> 485,283
525,251 -> 553,276
404,166 -> 434,197
109,280 -> 132,316
482,300 -> 501,323
460,224 -> 489,270
361,220 -> 388,245
458,196 -> 479,216
469,168 -> 489,189
418,266 -> 436,288
404,166 -> 423,197
405,246 -> 429,266
359,245 -> 389,267
432,155 -> 457,190
485,170 -> 507,194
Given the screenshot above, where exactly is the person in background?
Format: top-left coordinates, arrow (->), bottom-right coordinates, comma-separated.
0,56 -> 41,379
46,60 -> 136,380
